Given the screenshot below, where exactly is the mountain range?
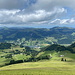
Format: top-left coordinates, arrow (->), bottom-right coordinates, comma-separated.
0,27 -> 75,44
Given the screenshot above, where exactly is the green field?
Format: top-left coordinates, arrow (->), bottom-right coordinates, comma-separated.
0,60 -> 75,75
0,43 -> 75,75
0,48 -> 75,75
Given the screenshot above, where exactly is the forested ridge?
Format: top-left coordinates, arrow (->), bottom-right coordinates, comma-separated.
0,27 -> 75,44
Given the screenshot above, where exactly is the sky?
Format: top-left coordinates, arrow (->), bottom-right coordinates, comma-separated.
0,0 -> 75,28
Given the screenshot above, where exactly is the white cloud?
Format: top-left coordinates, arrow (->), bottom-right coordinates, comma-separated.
50,18 -> 75,25
0,8 -> 66,24
0,0 -> 75,26
0,9 -> 20,15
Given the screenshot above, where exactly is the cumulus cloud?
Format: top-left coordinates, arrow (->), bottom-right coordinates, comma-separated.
0,8 -> 66,24
0,0 -> 75,26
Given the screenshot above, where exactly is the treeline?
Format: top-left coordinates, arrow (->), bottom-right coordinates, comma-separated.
0,43 -> 11,49
5,54 -> 51,66
0,42 -> 75,67
5,43 -> 75,66
41,43 -> 75,53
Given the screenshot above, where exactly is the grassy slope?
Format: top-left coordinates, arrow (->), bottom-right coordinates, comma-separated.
0,61 -> 75,75
0,47 -> 24,65
0,51 -> 75,75
37,50 -> 75,61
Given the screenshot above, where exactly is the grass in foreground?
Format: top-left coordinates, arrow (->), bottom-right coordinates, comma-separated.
0,68 -> 75,75
0,60 -> 75,75
0,50 -> 75,75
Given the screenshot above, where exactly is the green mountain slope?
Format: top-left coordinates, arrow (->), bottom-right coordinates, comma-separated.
0,27 -> 75,44
37,44 -> 75,62
0,44 -> 75,75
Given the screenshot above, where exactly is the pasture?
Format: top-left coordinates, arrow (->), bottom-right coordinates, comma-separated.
0,60 -> 75,75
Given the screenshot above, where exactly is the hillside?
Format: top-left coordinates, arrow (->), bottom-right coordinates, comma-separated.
0,27 -> 75,44
0,42 -> 75,75
0,60 -> 75,75
0,48 -> 75,75
0,42 -> 75,67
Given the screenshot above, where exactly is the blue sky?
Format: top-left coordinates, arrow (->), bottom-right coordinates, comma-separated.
0,0 -> 75,28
